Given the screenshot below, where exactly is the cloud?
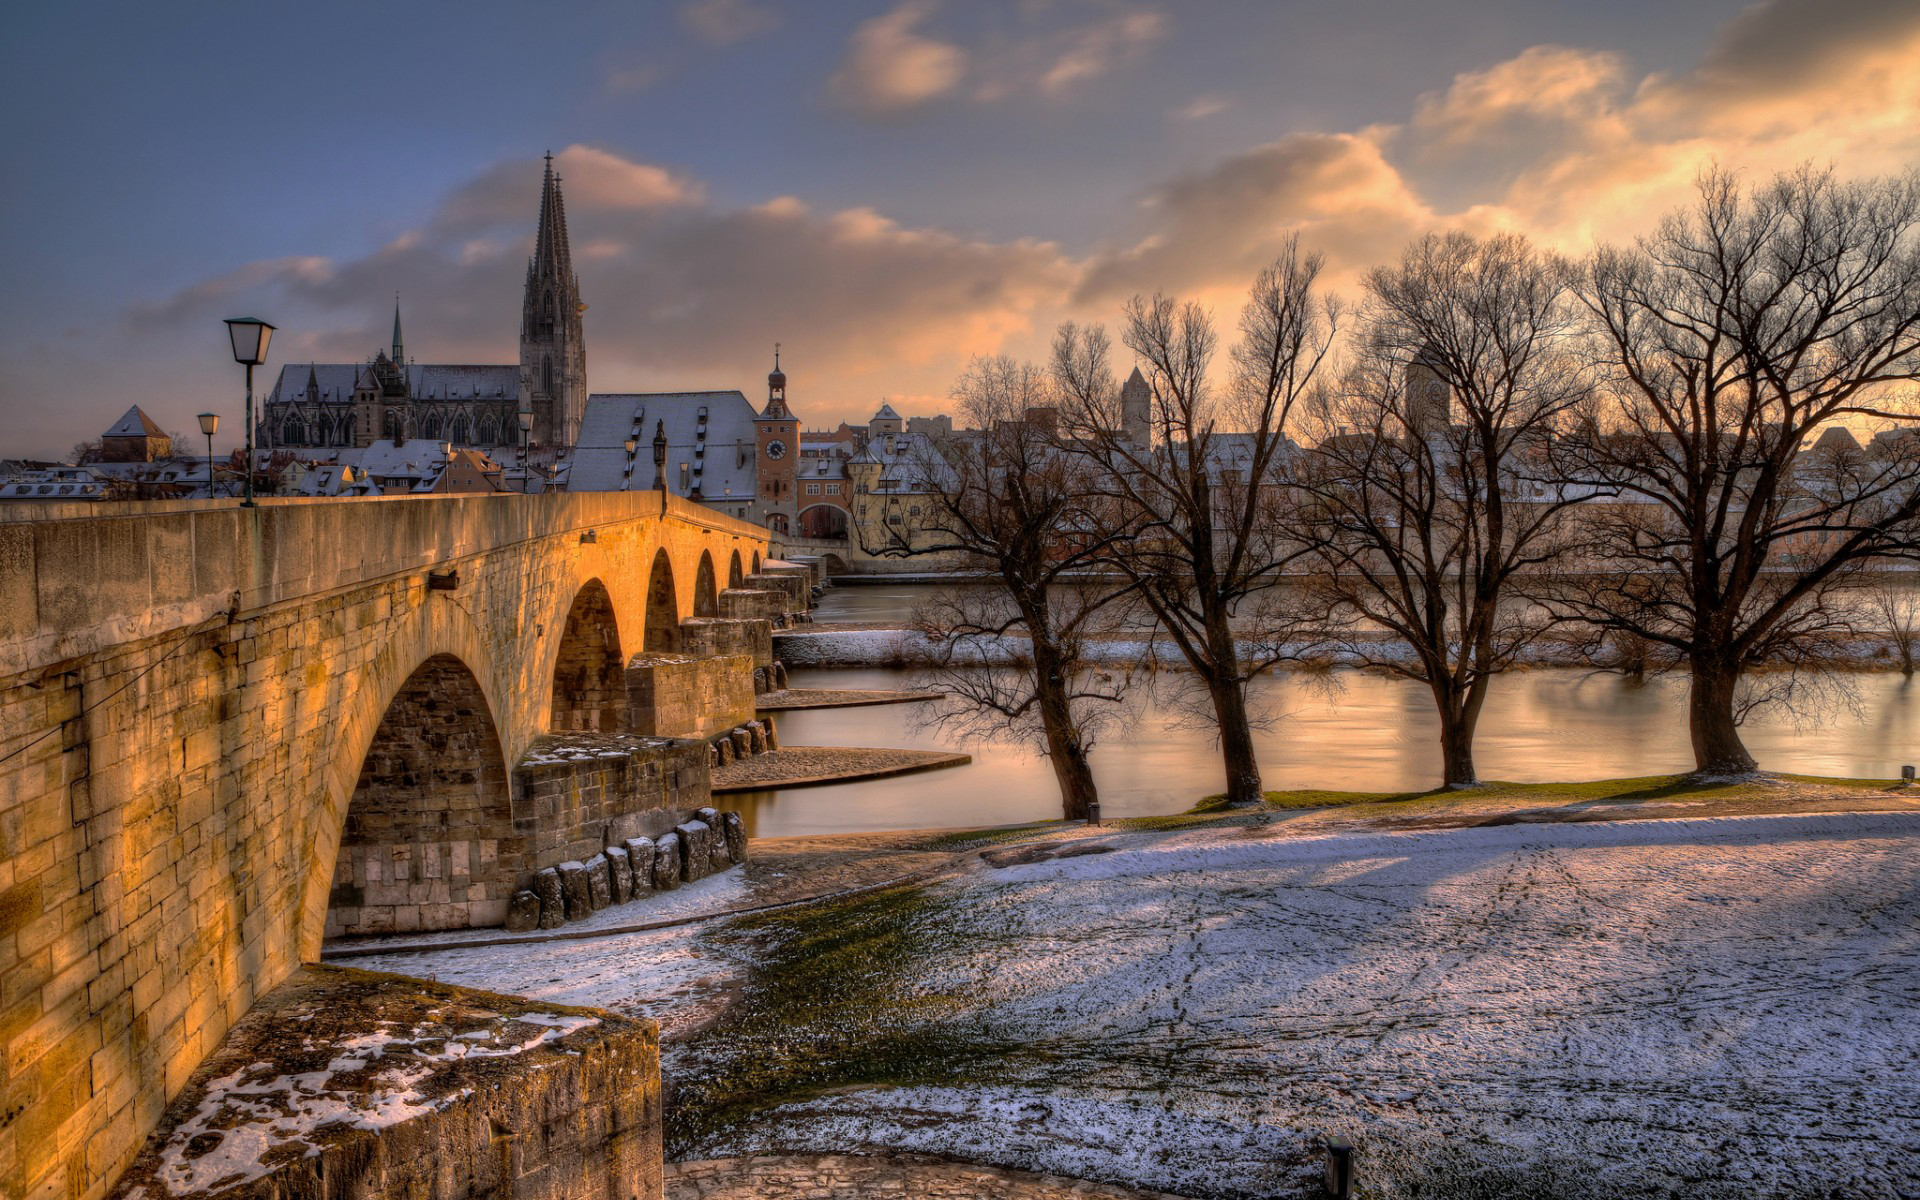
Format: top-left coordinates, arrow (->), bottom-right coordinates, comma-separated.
1035,9 -> 1167,95
679,0 -> 781,47
1175,94 -> 1228,121
126,146 -> 1079,426
1080,132 -> 1436,302
829,2 -> 968,114
831,2 -> 1168,113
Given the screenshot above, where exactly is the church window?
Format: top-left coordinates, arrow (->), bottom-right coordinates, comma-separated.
451,416 -> 472,445
422,415 -> 442,440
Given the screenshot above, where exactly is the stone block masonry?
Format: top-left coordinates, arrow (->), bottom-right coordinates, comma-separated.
107,965 -> 662,1200
0,491 -> 764,1200
676,617 -> 772,668
624,653 -> 756,739
513,733 -> 711,866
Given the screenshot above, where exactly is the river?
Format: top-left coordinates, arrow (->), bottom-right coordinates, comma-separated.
725,584 -> 1920,837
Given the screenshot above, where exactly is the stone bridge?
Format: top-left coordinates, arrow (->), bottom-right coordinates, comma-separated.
0,491 -> 801,1200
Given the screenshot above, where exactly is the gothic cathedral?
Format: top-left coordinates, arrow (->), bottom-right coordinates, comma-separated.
260,156 -> 587,451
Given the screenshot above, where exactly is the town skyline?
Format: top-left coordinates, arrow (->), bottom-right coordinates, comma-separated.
5,0 -> 1918,461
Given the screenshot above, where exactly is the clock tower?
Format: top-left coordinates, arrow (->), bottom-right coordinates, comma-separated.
755,344 -> 799,534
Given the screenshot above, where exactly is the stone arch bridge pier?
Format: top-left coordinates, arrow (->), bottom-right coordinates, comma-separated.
0,491 -> 820,1200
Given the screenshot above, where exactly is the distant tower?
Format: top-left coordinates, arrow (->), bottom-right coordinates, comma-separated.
1120,366 -> 1151,447
519,153 -> 588,447
391,296 -> 405,365
1406,345 -> 1451,436
756,344 -> 799,534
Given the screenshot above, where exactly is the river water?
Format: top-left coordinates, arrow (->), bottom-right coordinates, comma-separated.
725,586 -> 1920,838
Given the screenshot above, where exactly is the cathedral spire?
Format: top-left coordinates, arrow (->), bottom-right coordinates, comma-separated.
530,152 -> 574,291
391,295 -> 404,363
520,152 -> 587,448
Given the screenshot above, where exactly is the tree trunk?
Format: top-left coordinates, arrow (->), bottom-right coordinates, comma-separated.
1208,673 -> 1264,805
1198,598 -> 1263,805
1687,655 -> 1758,775
1436,700 -> 1479,789
1030,634 -> 1098,821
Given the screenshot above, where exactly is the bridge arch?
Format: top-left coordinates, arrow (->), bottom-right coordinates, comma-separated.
644,548 -> 679,652
549,577 -> 626,732
752,549 -> 762,573
694,551 -> 718,617
728,549 -> 744,588
322,652 -> 513,939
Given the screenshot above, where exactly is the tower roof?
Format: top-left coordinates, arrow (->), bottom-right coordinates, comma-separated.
103,405 -> 166,439
391,298 -> 405,363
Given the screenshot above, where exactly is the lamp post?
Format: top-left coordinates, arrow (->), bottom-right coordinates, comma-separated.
623,437 -> 637,492
196,412 -> 219,498
516,409 -> 534,493
222,318 -> 276,507
652,420 -> 668,494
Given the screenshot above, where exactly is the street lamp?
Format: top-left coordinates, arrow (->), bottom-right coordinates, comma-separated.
222,317 -> 276,507
516,409 -> 534,493
622,437 -> 638,492
652,420 -> 668,494
196,412 -> 219,498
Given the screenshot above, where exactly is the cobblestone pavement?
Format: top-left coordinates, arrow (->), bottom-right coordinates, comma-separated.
667,1154 -> 1197,1199
755,688 -> 941,710
713,745 -> 970,791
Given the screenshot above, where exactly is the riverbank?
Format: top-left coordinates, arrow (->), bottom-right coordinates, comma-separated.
775,623 -> 1919,671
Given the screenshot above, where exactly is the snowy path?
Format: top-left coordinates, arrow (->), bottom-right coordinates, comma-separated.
362,813 -> 1920,1199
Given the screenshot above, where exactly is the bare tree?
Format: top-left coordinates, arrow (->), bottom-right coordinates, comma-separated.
1055,239 -> 1338,805
1295,231 -> 1592,788
861,355 -> 1135,820
1857,567 -> 1920,675
1551,166 -> 1920,774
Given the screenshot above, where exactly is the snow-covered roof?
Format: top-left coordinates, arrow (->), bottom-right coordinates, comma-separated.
571,391 -> 759,501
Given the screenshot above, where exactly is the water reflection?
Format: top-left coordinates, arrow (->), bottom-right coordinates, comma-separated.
729,665 -> 1920,837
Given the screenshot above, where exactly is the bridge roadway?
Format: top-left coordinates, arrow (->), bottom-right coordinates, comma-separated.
0,490 -> 773,1200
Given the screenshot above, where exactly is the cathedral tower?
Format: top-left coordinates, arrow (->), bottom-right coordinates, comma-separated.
1406,345 -> 1451,437
1120,365 -> 1151,447
520,153 -> 588,447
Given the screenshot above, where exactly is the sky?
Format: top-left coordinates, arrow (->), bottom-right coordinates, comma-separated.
3,0 -> 1918,460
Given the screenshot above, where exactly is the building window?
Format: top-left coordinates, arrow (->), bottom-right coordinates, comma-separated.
806,483 -> 820,495
827,483 -> 840,494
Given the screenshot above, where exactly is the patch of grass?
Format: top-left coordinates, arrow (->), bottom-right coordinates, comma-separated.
666,883 -> 1010,1155
1191,772 -> 1912,819
909,821 -> 1066,850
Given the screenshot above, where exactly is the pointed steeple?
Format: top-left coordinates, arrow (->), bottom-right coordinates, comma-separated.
519,151 -> 587,448
391,296 -> 405,363
306,363 -> 320,402
529,151 -> 575,292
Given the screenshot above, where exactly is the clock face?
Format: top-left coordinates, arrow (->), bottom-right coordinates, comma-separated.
766,439 -> 787,460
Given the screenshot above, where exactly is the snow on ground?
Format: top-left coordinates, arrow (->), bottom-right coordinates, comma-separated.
694,814 -> 1920,1199
327,866 -> 751,955
359,813 -> 1920,1199
349,921 -> 742,1040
